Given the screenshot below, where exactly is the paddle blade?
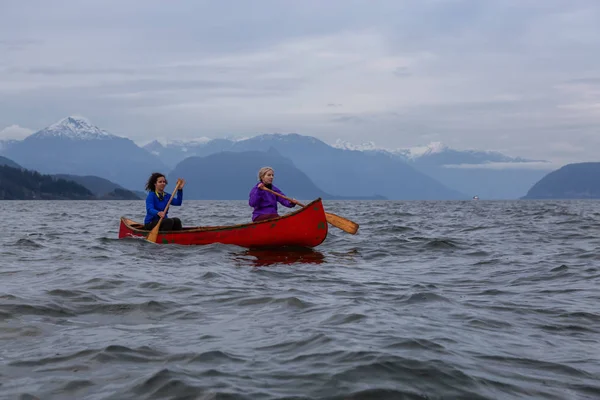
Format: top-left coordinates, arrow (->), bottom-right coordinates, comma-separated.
325,212 -> 359,234
146,221 -> 161,243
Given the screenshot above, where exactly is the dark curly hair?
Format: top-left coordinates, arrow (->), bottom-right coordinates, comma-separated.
145,172 -> 167,192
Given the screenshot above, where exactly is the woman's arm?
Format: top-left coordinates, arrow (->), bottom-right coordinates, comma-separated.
170,189 -> 183,206
249,186 -> 263,207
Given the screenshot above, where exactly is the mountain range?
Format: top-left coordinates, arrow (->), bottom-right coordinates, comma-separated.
522,163 -> 600,199
3,117 -> 166,191
169,149 -> 386,200
149,133 -> 465,200
145,136 -> 552,200
0,115 -> 558,200
332,140 -> 551,199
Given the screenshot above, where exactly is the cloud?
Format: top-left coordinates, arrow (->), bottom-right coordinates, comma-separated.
0,125 -> 34,140
0,0 -> 599,165
7,66 -> 139,76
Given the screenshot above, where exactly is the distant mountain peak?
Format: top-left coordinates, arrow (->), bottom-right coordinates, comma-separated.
408,142 -> 449,158
332,139 -> 379,151
33,116 -> 117,140
332,139 -> 448,158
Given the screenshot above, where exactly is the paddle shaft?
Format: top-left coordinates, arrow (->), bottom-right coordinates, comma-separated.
147,179 -> 182,242
157,179 -> 181,223
260,186 -> 303,206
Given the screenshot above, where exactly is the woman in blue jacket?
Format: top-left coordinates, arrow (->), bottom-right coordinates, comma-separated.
143,172 -> 186,231
249,166 -> 299,222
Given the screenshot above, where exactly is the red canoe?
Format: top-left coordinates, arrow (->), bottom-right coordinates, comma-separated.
118,198 -> 329,248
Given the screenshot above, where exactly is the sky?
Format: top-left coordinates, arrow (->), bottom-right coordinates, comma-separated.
0,0 -> 599,166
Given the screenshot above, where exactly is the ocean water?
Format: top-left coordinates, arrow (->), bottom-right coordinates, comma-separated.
1,199 -> 599,400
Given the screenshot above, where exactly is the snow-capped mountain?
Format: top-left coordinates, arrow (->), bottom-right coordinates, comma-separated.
329,138 -> 552,198
332,139 -> 536,164
31,116 -> 116,140
3,116 -> 166,189
332,139 -> 445,159
333,139 -> 452,159
406,142 -> 449,158
332,139 -> 380,152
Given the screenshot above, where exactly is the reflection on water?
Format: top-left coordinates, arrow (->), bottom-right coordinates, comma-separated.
237,247 -> 326,267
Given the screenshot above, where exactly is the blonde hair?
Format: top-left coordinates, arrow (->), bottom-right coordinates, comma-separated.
258,166 -> 274,182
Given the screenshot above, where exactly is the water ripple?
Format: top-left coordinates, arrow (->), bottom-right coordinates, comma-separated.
1,199 -> 599,399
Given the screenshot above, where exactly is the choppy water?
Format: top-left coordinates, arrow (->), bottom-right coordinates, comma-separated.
1,200 -> 599,400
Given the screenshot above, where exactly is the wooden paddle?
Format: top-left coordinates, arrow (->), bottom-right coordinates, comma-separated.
260,186 -> 359,234
147,178 -> 182,243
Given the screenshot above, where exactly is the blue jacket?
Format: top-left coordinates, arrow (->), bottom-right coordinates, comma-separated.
248,183 -> 295,221
144,190 -> 183,224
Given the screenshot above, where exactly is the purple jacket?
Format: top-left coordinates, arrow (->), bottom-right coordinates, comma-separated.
249,183 -> 295,221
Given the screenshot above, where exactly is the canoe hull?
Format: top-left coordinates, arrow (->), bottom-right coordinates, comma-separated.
118,198 -> 328,248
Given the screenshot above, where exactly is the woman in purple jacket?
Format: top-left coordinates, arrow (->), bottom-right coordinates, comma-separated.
249,166 -> 299,222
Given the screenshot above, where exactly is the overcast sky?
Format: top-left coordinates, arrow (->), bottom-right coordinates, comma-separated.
0,0 -> 599,165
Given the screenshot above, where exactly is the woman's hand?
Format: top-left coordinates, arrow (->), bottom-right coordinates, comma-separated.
157,211 -> 166,218
291,199 -> 300,205
178,178 -> 186,189
257,183 -> 265,190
